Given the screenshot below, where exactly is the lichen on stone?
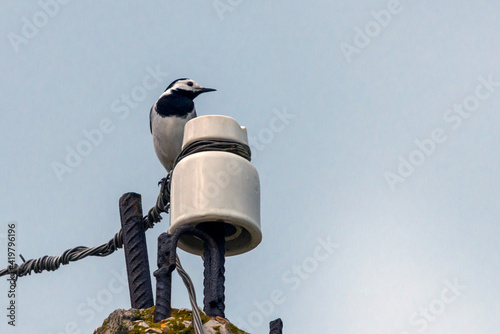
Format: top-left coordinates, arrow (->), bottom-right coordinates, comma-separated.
93,307 -> 249,334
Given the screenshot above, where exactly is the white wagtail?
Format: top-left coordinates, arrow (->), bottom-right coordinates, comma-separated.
150,78 -> 216,172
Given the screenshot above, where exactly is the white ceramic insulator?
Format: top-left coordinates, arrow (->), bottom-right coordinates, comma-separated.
182,115 -> 249,148
169,115 -> 262,256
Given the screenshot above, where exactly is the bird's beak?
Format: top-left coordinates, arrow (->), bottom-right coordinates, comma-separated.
199,87 -> 216,93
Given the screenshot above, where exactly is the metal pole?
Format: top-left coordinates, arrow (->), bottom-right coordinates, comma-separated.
119,192 -> 154,309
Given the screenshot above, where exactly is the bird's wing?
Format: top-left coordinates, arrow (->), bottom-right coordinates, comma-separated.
149,104 -> 154,133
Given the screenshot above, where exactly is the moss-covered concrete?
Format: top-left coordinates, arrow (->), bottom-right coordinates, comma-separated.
93,307 -> 250,334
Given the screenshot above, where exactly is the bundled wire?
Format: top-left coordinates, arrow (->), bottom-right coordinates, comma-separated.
176,254 -> 205,334
174,139 -> 251,168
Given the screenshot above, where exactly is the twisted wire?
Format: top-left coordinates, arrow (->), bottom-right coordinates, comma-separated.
0,139 -> 249,281
176,254 -> 205,334
0,186 -> 169,278
173,139 -> 251,169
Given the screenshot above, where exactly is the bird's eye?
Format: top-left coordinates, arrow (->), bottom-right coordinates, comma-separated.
187,81 -> 194,87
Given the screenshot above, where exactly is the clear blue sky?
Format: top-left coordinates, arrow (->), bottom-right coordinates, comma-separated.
1,1 -> 499,333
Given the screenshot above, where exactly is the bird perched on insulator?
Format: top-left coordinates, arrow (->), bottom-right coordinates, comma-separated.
150,78 -> 216,172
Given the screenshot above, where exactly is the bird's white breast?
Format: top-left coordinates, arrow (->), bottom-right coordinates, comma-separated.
151,109 -> 196,171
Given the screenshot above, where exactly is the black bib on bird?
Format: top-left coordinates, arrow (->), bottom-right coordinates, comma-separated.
155,93 -> 195,118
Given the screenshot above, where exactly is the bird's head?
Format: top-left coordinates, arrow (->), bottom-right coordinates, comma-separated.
164,78 -> 216,100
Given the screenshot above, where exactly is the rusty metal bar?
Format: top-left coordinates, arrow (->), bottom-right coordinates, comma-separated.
201,222 -> 226,318
270,318 -> 283,334
153,232 -> 175,322
153,225 -> 226,321
119,192 -> 154,309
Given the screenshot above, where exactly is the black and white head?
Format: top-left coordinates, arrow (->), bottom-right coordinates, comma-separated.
163,78 -> 216,100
